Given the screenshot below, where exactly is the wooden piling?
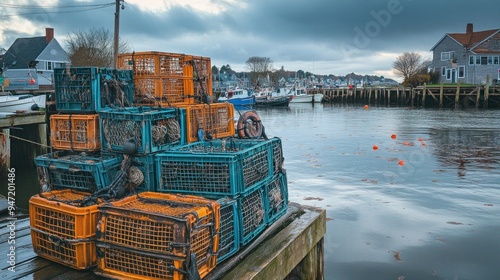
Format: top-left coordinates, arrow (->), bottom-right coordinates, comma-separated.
475,85 -> 481,109
422,83 -> 427,108
0,128 -> 11,173
484,75 -> 490,109
455,83 -> 461,110
439,83 -> 444,108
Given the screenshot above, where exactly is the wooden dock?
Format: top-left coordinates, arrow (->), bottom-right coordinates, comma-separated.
315,83 -> 500,109
0,203 -> 326,280
0,112 -> 48,173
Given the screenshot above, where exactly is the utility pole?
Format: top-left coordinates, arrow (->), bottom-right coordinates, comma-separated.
113,0 -> 124,69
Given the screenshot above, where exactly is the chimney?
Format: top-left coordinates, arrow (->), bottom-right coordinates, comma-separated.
466,23 -> 473,34
45,28 -> 54,43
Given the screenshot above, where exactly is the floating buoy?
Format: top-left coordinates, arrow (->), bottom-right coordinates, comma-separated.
391,134 -> 397,139
364,105 -> 369,109
398,160 -> 405,166
421,142 -> 426,147
418,137 -> 423,141
372,144 -> 378,150
29,78 -> 36,85
403,141 -> 409,146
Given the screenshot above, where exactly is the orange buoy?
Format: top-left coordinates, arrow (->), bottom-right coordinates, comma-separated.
372,144 -> 378,150
398,160 -> 405,166
391,134 -> 397,139
403,141 -> 409,146
364,105 -> 369,109
418,137 -> 423,141
421,142 -> 426,147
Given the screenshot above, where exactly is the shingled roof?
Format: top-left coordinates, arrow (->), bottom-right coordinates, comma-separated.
430,23 -> 500,53
1,36 -> 49,69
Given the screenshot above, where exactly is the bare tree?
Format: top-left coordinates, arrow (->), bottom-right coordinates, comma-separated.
393,52 -> 429,82
65,27 -> 130,67
245,56 -> 273,86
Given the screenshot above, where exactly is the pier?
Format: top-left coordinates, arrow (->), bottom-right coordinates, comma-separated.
315,83 -> 500,109
0,112 -> 48,173
0,203 -> 326,280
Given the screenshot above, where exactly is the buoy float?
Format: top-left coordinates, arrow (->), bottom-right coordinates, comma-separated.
364,105 -> 369,109
418,137 -> 423,141
403,141 -> 409,146
398,160 -> 405,166
391,134 -> 397,139
372,144 -> 378,150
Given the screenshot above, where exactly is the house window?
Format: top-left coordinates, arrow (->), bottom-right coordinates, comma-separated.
488,56 -> 493,65
476,56 -> 481,64
441,51 -> 454,61
494,57 -> 499,65
441,66 -> 446,76
45,61 -> 53,70
446,68 -> 451,80
458,65 -> 465,78
469,56 -> 475,65
481,56 -> 488,65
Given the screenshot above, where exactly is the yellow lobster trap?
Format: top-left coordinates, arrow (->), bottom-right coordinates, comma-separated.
29,189 -> 102,270
95,192 -> 220,280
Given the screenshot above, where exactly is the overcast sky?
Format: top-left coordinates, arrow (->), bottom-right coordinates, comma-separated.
1,0 -> 500,81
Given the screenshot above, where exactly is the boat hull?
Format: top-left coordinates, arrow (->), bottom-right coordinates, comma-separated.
218,96 -> 255,106
0,94 -> 46,113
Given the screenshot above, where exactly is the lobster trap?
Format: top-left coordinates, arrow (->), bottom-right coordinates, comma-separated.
29,189 -> 102,269
155,138 -> 276,198
180,103 -> 235,143
50,114 -> 100,152
95,192 -> 220,279
101,153 -> 156,193
34,150 -> 122,193
239,184 -> 267,245
117,51 -> 212,107
216,197 -> 240,263
99,107 -> 186,154
54,67 -> 134,113
265,173 -> 289,225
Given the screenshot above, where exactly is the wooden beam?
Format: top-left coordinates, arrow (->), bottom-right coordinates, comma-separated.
0,128 -> 10,173
220,207 -> 326,280
439,83 -> 444,108
0,112 -> 45,128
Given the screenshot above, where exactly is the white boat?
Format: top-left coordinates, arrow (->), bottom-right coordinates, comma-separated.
289,86 -> 323,103
0,93 -> 46,114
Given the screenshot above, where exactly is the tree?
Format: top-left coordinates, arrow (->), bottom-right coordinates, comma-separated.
245,56 -> 273,86
393,52 -> 430,86
65,27 -> 130,67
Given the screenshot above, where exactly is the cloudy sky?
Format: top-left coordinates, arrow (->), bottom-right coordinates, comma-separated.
1,0 -> 499,81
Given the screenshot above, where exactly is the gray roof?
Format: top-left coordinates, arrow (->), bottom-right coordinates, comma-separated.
1,36 -> 47,69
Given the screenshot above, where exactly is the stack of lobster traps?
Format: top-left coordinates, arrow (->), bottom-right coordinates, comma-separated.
28,51 -> 289,279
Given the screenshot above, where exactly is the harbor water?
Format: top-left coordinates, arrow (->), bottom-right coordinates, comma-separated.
2,103 -> 500,279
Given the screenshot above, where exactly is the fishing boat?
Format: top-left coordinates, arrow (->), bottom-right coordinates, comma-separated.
0,93 -> 46,114
289,86 -> 322,103
255,95 -> 293,107
217,87 -> 255,106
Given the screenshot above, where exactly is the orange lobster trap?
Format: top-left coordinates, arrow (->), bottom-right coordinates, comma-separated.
178,102 -> 235,142
95,192 -> 220,279
29,189 -> 102,269
117,51 -> 212,107
50,114 -> 100,152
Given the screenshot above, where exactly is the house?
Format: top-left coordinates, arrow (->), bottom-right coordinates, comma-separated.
0,28 -> 70,91
430,23 -> 500,85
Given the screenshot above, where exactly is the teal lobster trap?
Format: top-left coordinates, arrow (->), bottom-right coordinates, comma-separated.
99,107 -> 186,155
54,67 -> 134,113
34,151 -> 122,193
155,138 -> 281,198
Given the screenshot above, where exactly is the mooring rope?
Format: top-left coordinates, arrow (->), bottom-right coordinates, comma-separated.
0,131 -> 52,149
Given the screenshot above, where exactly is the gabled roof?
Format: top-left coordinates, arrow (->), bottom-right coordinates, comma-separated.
1,36 -> 48,69
430,28 -> 500,51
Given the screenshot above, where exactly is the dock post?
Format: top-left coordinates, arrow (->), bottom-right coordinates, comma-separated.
439,83 -> 444,108
484,75 -> 490,109
386,89 -> 390,107
455,82 -> 461,110
411,88 -> 415,108
475,85 -> 481,109
38,123 -> 48,155
396,88 -> 400,105
422,83 -> 427,108
0,128 -> 11,174
368,88 -> 372,104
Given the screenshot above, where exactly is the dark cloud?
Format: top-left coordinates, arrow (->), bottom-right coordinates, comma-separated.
1,0 -> 500,77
